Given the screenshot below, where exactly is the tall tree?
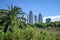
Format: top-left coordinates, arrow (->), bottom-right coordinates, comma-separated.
0,5 -> 23,33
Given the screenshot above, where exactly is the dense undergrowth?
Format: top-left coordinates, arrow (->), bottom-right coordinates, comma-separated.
0,25 -> 57,40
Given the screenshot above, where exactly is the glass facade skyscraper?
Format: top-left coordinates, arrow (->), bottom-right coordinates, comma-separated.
29,10 -> 33,24
46,18 -> 51,23
38,13 -> 43,23
34,15 -> 37,23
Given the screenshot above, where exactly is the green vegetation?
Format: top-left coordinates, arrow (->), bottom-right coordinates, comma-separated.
34,21 -> 60,28
0,5 -> 60,40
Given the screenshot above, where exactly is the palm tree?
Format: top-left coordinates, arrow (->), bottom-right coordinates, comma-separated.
17,12 -> 27,28
0,9 -> 7,18
0,9 -> 8,25
0,5 -> 26,33
2,5 -> 23,33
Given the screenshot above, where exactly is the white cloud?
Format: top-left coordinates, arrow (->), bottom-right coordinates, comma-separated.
43,15 -> 60,22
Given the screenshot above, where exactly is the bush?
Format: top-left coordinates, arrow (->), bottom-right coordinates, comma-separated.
0,25 -> 57,40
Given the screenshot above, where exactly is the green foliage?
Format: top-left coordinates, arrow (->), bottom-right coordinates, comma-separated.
47,26 -> 52,30
34,21 -> 60,28
34,23 -> 43,28
0,25 -> 57,40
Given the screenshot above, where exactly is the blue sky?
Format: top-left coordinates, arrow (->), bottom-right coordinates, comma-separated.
0,0 -> 60,22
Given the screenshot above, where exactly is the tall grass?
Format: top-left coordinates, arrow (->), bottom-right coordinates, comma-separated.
0,25 -> 57,40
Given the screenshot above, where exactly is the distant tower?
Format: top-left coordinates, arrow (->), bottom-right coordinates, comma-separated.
46,18 -> 51,23
29,10 -> 33,24
34,15 -> 37,23
38,13 -> 43,23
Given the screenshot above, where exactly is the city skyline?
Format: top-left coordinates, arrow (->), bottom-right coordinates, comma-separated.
27,10 -> 43,24
0,0 -> 60,22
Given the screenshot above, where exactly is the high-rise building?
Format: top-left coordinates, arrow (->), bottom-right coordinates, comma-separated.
29,10 -> 33,24
46,18 -> 51,23
34,15 -> 37,23
38,13 -> 43,23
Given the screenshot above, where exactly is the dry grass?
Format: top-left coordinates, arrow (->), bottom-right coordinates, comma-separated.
40,27 -> 60,40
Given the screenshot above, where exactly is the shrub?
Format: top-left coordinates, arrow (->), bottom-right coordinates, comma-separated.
0,25 -> 57,40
